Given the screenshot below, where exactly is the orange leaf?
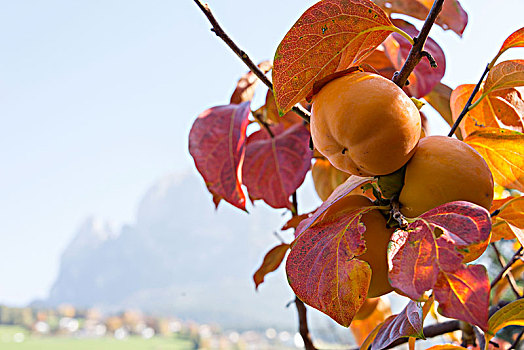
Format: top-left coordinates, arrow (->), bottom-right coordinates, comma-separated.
312,158 -> 350,201
465,128 -> 524,192
373,0 -> 468,36
484,60 -> 524,94
272,0 -> 394,114
253,243 -> 290,289
423,346 -> 467,350
497,27 -> 524,57
486,298 -> 524,341
424,82 -> 454,129
491,196 -> 524,245
351,297 -> 392,346
450,85 -> 524,137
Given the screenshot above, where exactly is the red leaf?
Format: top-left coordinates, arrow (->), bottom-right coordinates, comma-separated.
188,103 -> 250,211
389,201 -> 491,329
373,0 -> 468,37
230,61 -> 272,104
272,0 -> 394,114
295,176 -> 372,238
242,123 -> 312,209
383,19 -> 446,97
434,264 -> 490,331
253,243 -> 290,290
286,207 -> 373,327
371,301 -> 424,350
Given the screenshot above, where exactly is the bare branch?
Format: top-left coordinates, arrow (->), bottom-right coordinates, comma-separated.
491,243 -> 522,298
447,64 -> 490,137
295,297 -> 317,350
491,247 -> 524,289
193,0 -> 311,123
392,0 -> 445,88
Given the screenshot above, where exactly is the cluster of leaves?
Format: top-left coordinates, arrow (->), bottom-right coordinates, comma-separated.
190,0 -> 524,349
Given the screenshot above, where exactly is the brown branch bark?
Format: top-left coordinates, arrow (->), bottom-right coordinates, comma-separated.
392,0 -> 445,88
193,0 -> 311,123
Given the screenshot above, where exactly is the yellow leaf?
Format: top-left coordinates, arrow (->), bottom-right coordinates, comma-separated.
423,345 -> 467,350
486,299 -> 524,341
465,128 -> 524,192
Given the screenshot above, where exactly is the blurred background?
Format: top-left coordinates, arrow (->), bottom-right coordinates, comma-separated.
0,0 -> 523,348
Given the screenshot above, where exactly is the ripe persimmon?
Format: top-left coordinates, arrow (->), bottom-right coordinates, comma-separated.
399,136 -> 494,219
322,195 -> 393,298
311,72 -> 421,176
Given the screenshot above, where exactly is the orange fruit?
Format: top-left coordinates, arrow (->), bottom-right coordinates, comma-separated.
322,195 -> 394,298
399,136 -> 494,262
311,72 -> 421,176
400,136 -> 494,218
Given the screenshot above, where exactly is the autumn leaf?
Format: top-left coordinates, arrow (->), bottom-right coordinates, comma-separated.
273,0 -> 395,114
491,196 -> 524,245
382,19 -> 446,97
253,243 -> 290,290
286,205 -> 374,326
230,61 -> 272,104
242,123 -> 312,210
371,301 -> 424,350
350,297 -> 392,346
424,82 -> 458,136
388,201 -> 491,331
484,60 -> 524,94
493,27 -> 524,63
295,176 -> 372,238
465,128 -> 524,192
373,0 -> 468,36
312,158 -> 351,201
486,298 -> 524,341
188,102 -> 250,211
450,85 -> 524,137
434,264 -> 490,331
282,212 -> 315,231
423,346 -> 467,350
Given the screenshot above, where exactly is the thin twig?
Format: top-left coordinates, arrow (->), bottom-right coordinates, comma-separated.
295,297 -> 317,350
447,64 -> 490,137
491,243 -> 522,298
253,113 -> 275,137
392,0 -> 445,88
491,247 -> 524,289
510,328 -> 524,350
193,0 -> 311,123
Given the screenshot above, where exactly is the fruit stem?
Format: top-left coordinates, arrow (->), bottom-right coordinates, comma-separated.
193,0 -> 311,123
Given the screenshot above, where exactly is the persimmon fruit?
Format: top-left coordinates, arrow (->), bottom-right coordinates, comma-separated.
322,195 -> 394,298
399,136 -> 494,219
311,72 -> 421,176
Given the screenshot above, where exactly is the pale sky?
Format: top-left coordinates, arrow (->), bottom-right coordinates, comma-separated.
0,0 -> 523,305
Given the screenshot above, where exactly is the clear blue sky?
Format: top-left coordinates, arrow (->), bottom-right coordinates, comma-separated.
0,0 -> 523,305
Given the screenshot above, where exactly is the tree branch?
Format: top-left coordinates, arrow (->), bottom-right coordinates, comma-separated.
447,64 -> 490,137
295,297 -> 317,350
392,0 -> 445,88
193,0 -> 311,123
490,247 -> 524,289
491,243 -> 522,298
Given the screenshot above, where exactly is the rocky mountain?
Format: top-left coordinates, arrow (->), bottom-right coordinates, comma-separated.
42,172 -> 331,330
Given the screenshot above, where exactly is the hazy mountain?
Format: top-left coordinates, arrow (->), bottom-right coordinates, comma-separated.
43,172 -> 334,330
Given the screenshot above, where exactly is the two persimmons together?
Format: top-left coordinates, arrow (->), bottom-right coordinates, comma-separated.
310,72 -> 494,300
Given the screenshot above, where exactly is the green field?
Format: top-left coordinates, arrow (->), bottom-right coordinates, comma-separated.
0,326 -> 194,350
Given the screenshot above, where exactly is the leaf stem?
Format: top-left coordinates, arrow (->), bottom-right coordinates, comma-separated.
447,64 -> 490,137
392,0 -> 445,88
193,0 -> 311,123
